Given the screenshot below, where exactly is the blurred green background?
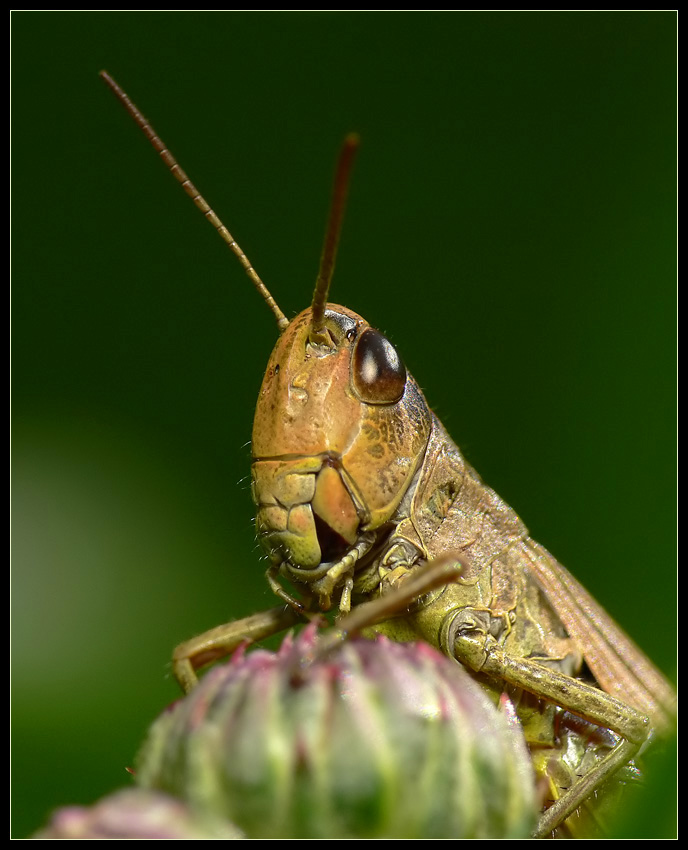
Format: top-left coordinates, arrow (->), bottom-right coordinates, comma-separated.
12,11 -> 675,838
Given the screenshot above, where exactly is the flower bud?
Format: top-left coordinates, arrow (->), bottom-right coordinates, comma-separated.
32,789 -> 244,839
137,628 -> 536,838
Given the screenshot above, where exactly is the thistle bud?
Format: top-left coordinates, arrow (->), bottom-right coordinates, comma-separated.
32,789 -> 244,839
137,628 -> 536,838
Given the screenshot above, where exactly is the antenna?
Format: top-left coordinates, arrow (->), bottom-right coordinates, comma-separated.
310,133 -> 360,335
99,70 -> 289,332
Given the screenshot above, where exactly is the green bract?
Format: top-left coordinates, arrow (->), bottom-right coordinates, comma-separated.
137,628 -> 537,839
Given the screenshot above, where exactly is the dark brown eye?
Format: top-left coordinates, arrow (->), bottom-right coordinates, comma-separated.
351,328 -> 406,404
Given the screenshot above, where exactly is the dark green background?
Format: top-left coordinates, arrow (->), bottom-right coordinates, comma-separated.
12,11 -> 676,838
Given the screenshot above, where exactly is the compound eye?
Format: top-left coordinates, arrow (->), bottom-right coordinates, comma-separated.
351,328 -> 406,404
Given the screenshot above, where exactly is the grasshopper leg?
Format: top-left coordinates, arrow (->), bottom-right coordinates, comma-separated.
446,628 -> 650,837
172,604 -> 305,693
173,557 -> 462,693
533,737 -> 640,837
317,556 -> 465,655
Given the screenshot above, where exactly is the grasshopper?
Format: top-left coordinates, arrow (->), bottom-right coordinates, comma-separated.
101,72 -> 676,838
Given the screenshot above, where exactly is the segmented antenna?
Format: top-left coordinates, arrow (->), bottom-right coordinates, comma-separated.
99,70 -> 289,332
310,133 -> 360,334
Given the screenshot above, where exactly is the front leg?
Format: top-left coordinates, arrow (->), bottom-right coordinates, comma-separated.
172,605 -> 306,693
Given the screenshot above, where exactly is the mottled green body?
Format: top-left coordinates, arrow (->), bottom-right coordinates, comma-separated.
354,414 -> 581,687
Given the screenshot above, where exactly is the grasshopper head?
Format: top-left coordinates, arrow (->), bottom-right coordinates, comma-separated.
251,304 -> 431,595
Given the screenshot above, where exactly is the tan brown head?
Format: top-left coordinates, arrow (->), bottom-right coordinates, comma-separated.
251,303 -> 431,592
